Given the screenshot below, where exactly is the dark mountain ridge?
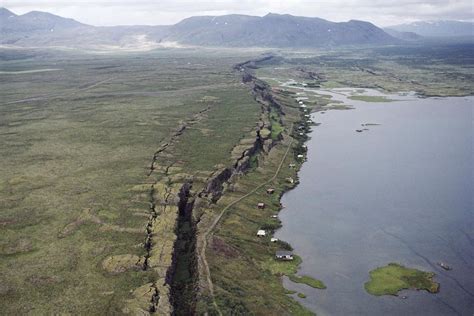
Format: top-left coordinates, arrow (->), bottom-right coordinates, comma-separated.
167,13 -> 398,47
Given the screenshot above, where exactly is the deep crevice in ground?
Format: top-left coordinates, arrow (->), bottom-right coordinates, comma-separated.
169,182 -> 198,316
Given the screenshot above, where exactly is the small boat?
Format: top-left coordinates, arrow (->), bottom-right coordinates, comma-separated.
438,262 -> 452,271
356,129 -> 363,132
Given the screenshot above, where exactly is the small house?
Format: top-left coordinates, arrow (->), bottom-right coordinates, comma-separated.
286,177 -> 294,184
271,238 -> 279,242
289,163 -> 296,168
257,230 -> 266,237
271,215 -> 278,218
257,202 -> 266,209
266,188 -> 275,194
275,250 -> 294,261
297,154 -> 304,159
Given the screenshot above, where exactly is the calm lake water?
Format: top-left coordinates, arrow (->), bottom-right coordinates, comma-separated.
276,89 -> 474,315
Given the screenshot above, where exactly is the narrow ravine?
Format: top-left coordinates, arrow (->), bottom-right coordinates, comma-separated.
169,182 -> 198,315
139,55 -> 290,315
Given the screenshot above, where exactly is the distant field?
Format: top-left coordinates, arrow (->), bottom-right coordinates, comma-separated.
255,43 -> 474,97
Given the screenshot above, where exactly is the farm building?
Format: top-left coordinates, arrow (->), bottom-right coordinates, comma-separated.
257,230 -> 266,237
275,250 -> 294,260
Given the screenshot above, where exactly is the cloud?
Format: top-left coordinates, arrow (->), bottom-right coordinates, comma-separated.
2,0 -> 472,26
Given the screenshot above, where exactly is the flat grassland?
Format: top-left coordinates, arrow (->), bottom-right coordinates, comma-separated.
0,48 -> 266,314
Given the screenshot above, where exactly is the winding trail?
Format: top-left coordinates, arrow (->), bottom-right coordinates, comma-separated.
200,125 -> 294,315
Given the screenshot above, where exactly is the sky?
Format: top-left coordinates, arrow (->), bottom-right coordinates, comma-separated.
2,0 -> 473,27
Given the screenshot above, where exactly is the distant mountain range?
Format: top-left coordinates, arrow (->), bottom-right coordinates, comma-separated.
0,7 -> 471,50
382,29 -> 422,41
0,8 -> 400,49
386,20 -> 473,37
166,13 -> 398,47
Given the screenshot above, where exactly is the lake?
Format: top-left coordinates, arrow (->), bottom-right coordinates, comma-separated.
276,89 -> 474,315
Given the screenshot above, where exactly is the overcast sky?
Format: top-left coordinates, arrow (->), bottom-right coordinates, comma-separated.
2,0 -> 473,27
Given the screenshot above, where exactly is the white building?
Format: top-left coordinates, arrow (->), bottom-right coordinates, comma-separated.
275,251 -> 294,260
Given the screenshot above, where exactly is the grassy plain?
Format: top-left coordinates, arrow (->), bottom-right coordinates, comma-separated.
0,48 -> 265,314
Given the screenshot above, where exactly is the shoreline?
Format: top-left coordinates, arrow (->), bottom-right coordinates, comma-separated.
195,54 -> 473,313
272,86 -> 473,315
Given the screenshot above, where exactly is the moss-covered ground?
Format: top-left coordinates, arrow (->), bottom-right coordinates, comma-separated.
0,48 -> 262,314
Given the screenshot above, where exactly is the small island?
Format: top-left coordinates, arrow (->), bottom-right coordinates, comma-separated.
365,263 -> 439,296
